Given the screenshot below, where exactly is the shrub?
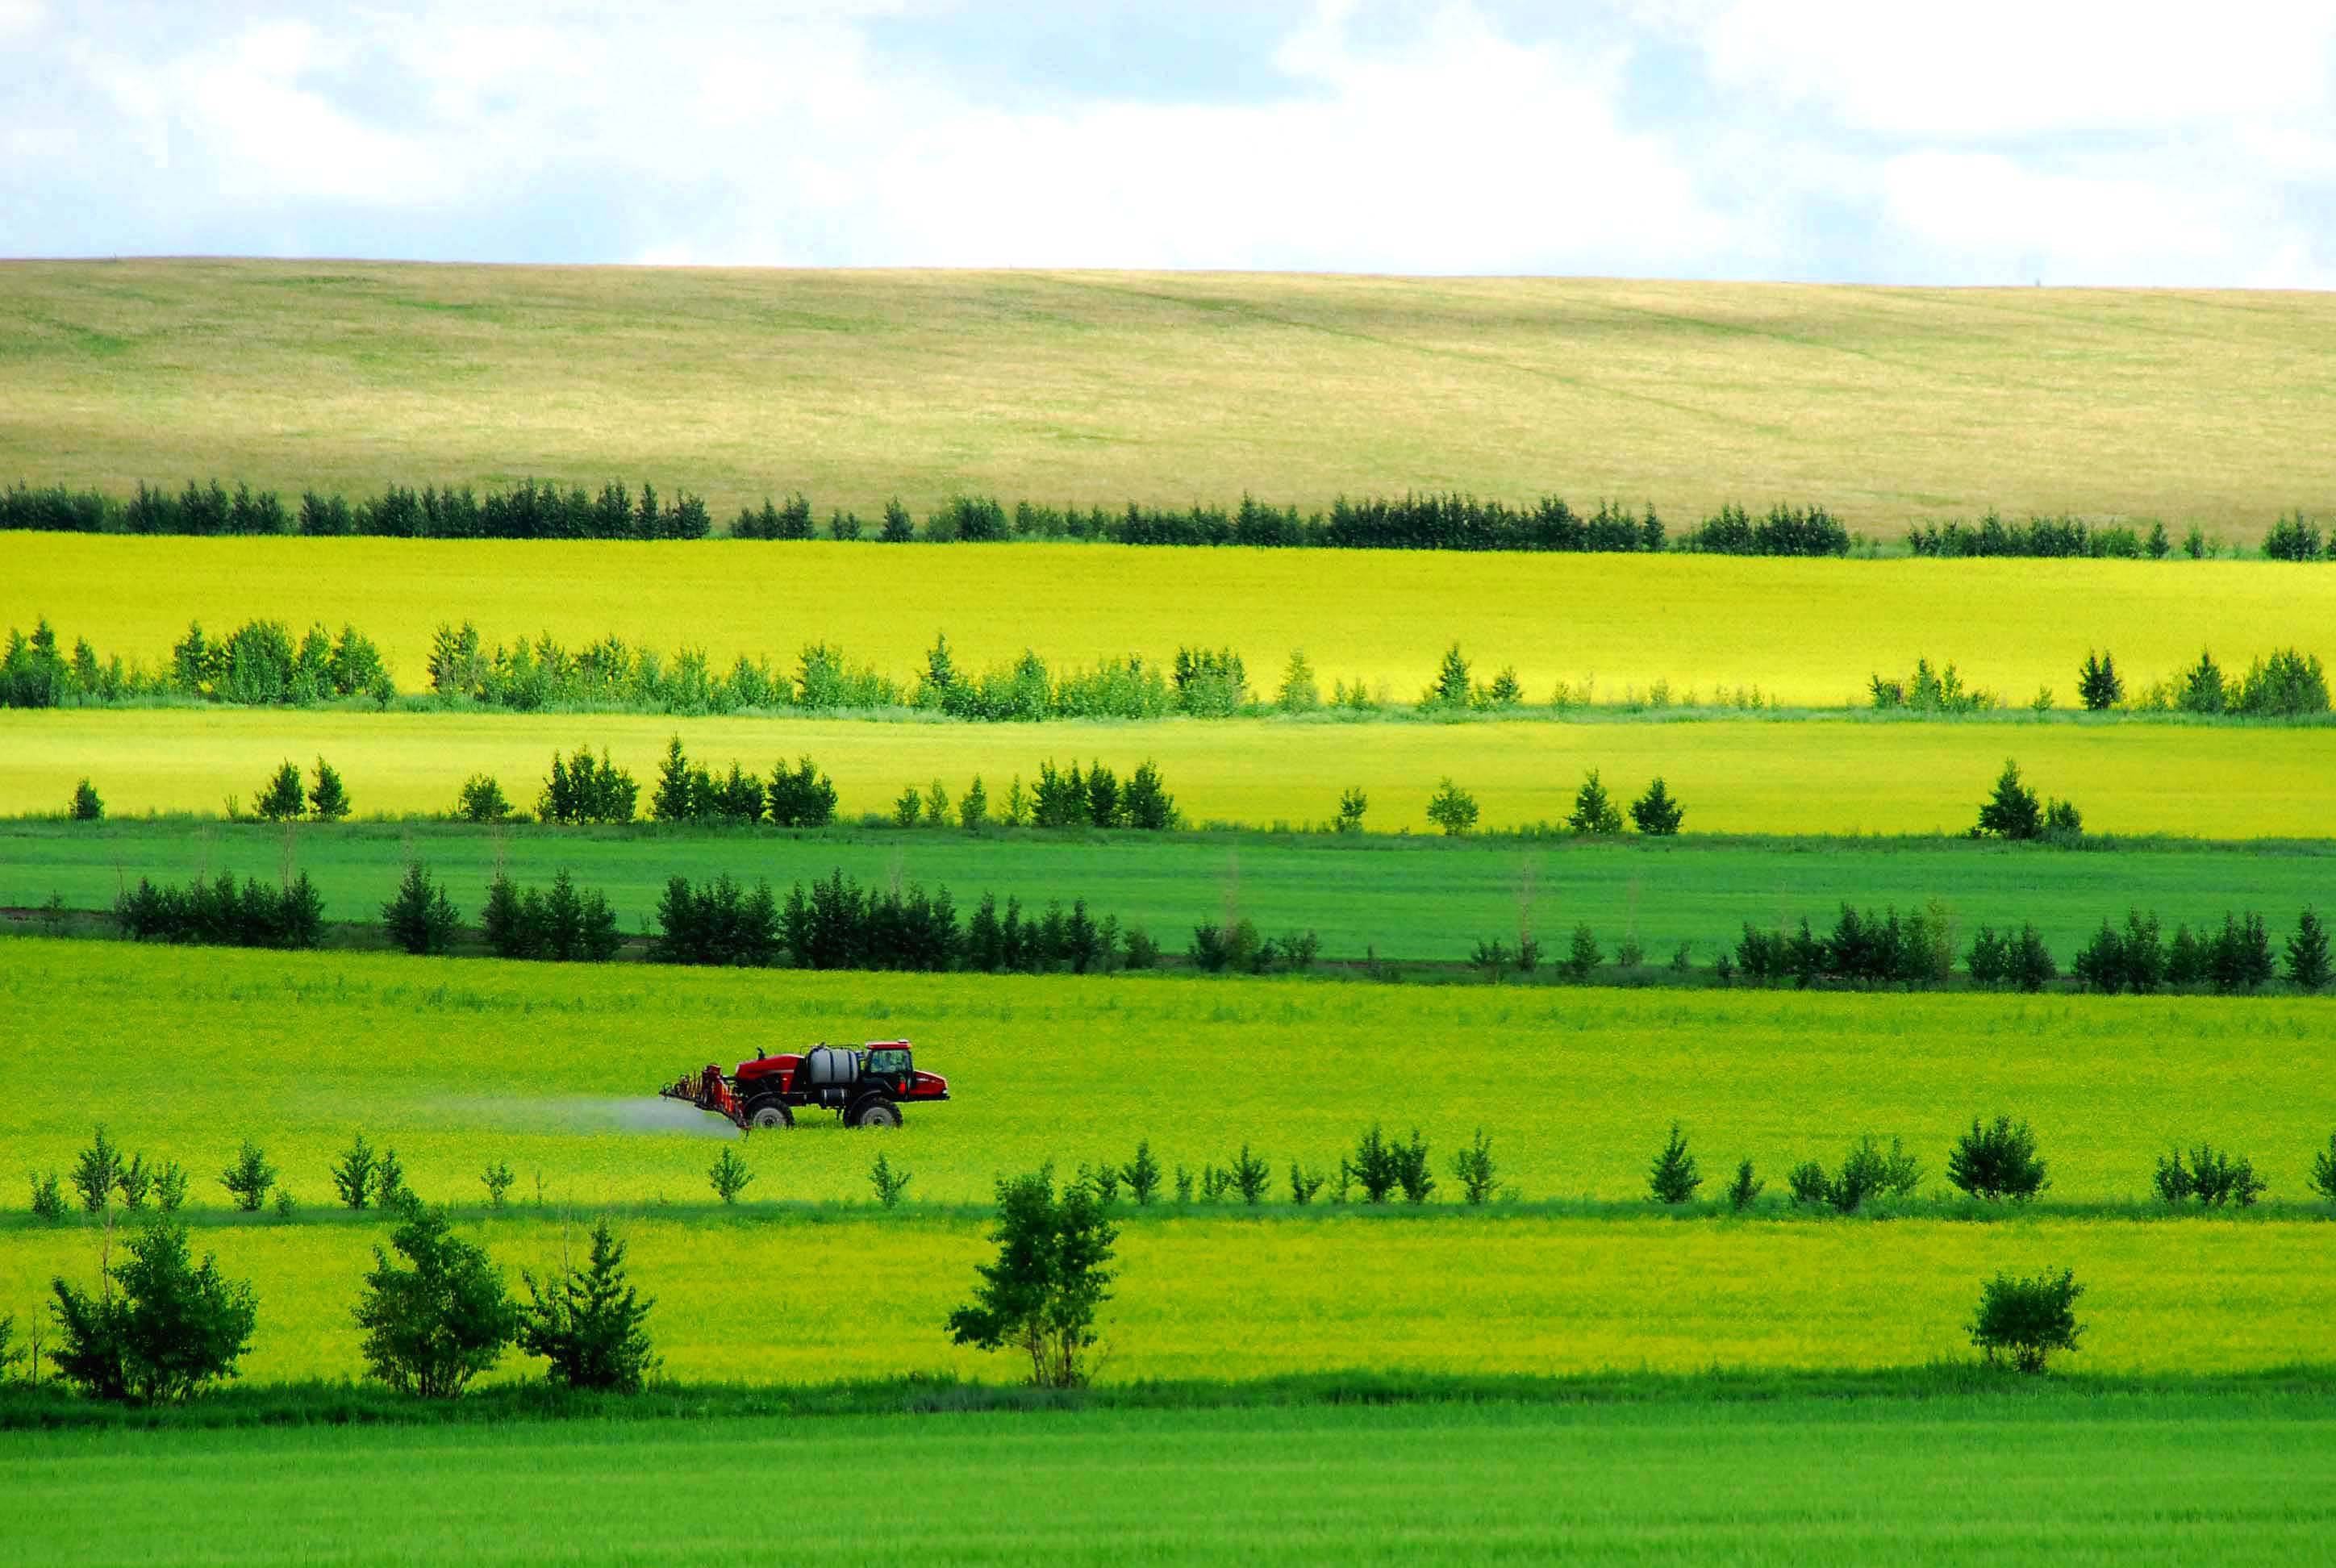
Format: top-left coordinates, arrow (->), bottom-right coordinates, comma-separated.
1567,769 -> 1624,834
254,760 -> 306,821
382,862 -> 462,957
958,776 -> 988,832
355,1203 -> 516,1399
70,1125 -> 123,1214
1647,1124 -> 1701,1204
1786,1161 -> 1830,1207
1726,1158 -> 1763,1212
332,1134 -> 378,1211
946,1166 -> 1119,1388
482,1161 -> 515,1208
1345,1124 -> 1403,1203
2308,1132 -> 2336,1203
218,1145 -> 281,1224
48,1217 -> 259,1403
1334,786 -> 1367,833
1425,777 -> 1479,836
30,1170 -> 67,1223
536,747 -> 638,824
517,1220 -> 657,1393
2155,1144 -> 2263,1208
1119,1141 -> 1163,1206
1946,1116 -> 2050,1201
1276,648 -> 1320,713
455,774 -> 511,823
2231,648 -> 2330,716
1795,1136 -> 1921,1213
1562,923 -> 1602,982
1629,777 -> 1683,835
1450,1129 -> 1498,1205
707,1145 -> 754,1204
1392,1128 -> 1436,1203
870,1152 -> 912,1208
2179,649 -> 2226,715
308,757 -> 350,821
1968,1267 -> 2084,1374
372,1148 -> 413,1212
69,778 -> 102,821
154,1161 -> 189,1213
115,1153 -> 152,1211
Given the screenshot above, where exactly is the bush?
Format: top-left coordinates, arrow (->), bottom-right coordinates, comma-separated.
1119,1141 -> 1163,1206
1647,1124 -> 1701,1204
1562,924 -> 1602,982
1629,777 -> 1683,836
1345,1124 -> 1403,1203
48,1217 -> 260,1403
455,774 -> 511,823
1392,1128 -> 1435,1203
1567,769 -> 1624,834
1726,1158 -> 1763,1211
1792,1136 -> 1921,1213
707,1146 -> 753,1204
2155,1144 -> 2263,1208
1425,778 -> 1479,836
2230,648 -> 2330,716
1450,1130 -> 1498,1205
482,1161 -> 515,1208
2309,1132 -> 2336,1203
536,747 -> 638,824
354,1203 -> 516,1399
70,1125 -> 123,1215
332,1134 -> 378,1211
517,1220 -> 657,1393
382,862 -> 462,957
1334,786 -> 1367,833
1975,759 -> 2041,840
30,1170 -> 67,1223
372,1148 -> 412,1212
946,1166 -> 1119,1388
1968,1267 -> 2084,1374
1946,1116 -> 2050,1202
870,1152 -> 912,1208
69,778 -> 102,821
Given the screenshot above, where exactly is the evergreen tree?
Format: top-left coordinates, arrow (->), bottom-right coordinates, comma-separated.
650,736 -> 698,823
1628,776 -> 1683,835
959,775 -> 988,832
1425,642 -> 1472,708
1647,1124 -> 1701,1204
2076,649 -> 2123,710
1975,759 -> 2043,840
1568,769 -> 1624,834
254,760 -> 305,821
382,861 -> 461,956
307,757 -> 349,822
2287,907 -> 2332,993
517,1220 -> 657,1393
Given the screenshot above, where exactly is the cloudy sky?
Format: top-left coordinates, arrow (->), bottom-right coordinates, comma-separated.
4,0 -> 2332,286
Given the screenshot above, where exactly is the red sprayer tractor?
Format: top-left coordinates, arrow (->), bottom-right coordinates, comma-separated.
661,1040 -> 950,1131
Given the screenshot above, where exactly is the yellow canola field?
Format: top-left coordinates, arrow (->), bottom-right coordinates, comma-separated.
10,534 -> 2336,709
6,942 -> 2333,1210
1,1215 -> 2325,1383
2,705 -> 2329,836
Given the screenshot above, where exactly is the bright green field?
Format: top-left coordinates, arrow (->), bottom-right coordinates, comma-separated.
9,940 -> 2332,1207
5,260 -> 2332,535
6,1394 -> 2335,1566
5,941 -> 2334,1385
6,707 -> 2332,837
6,818 -> 2332,965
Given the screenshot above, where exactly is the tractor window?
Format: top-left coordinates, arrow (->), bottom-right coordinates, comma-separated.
866,1048 -> 910,1075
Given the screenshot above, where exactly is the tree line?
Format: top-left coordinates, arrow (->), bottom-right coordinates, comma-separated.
1907,509 -> 2323,561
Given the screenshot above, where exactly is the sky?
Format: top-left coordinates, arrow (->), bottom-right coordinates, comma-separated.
2,0 -> 2333,286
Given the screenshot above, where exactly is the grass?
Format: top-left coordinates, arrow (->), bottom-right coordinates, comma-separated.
6,939 -> 2334,1211
6,817 -> 2334,965
7,707 -> 2334,836
4,260 -> 2334,538
4,1388 -> 2334,1566
11,532 -> 2336,706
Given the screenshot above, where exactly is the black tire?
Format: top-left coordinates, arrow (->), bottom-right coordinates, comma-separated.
747,1100 -> 794,1131
850,1098 -> 902,1129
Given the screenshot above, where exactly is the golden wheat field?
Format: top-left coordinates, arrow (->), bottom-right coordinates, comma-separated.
3,705 -> 2329,836
5,261 -> 2334,533
3,1214 -> 2326,1385
6,942 -> 2333,1210
9,533 -> 2336,708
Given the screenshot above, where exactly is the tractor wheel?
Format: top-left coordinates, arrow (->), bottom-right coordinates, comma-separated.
747,1101 -> 794,1132
851,1099 -> 902,1129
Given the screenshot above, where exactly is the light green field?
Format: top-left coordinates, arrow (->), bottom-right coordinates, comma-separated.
10,534 -> 2336,707
7,1395 -> 2334,1566
4,707 -> 2330,837
5,261 -> 2332,535
8,818 -> 2333,965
